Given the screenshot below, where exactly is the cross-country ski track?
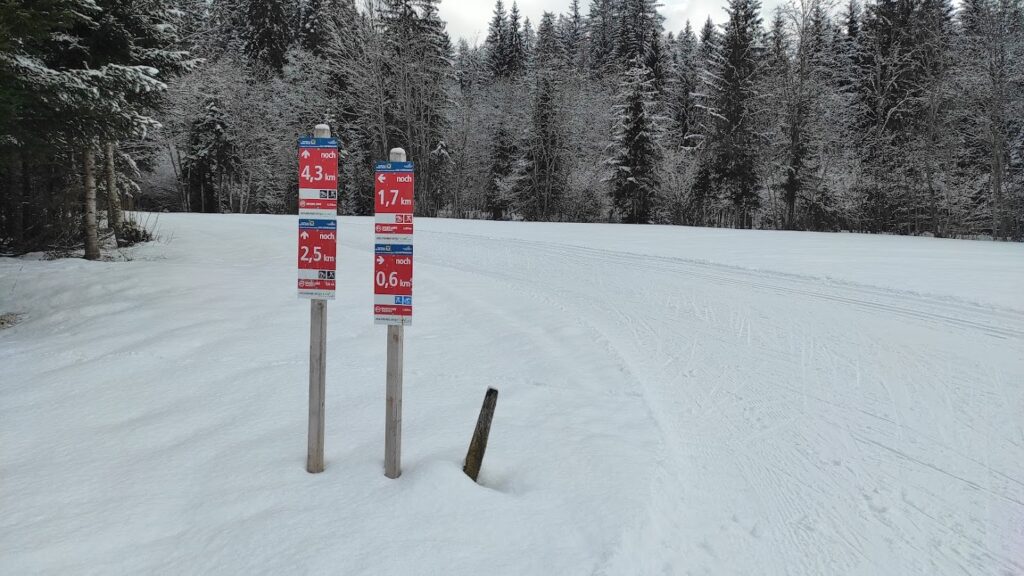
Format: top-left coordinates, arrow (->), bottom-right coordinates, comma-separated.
2,214 -> 1022,575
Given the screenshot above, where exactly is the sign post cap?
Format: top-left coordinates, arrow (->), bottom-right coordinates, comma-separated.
389,148 -> 407,162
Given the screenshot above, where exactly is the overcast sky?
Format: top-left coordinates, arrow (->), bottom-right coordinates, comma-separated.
437,0 -> 783,45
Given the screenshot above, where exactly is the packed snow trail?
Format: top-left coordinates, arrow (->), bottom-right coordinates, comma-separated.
1,214 -> 1022,575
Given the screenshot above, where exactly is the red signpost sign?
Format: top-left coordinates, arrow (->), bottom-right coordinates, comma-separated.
374,161 -> 414,325
298,137 -> 339,217
298,218 -> 337,299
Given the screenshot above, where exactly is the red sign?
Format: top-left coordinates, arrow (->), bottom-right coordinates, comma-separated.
374,254 -> 412,296
297,218 -> 337,300
298,138 -> 338,216
374,161 -> 414,325
374,168 -> 414,214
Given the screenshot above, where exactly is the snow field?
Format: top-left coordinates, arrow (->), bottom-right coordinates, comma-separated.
1,214 -> 1022,575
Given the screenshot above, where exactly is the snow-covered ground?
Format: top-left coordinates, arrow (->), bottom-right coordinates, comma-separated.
2,214 -> 1022,575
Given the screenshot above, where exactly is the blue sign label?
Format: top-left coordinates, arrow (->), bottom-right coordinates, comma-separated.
374,161 -> 414,172
375,243 -> 413,255
394,296 -> 412,305
298,137 -> 338,148
299,219 -> 337,230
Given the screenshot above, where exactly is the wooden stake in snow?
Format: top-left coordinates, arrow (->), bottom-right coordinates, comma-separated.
463,388 -> 498,482
384,147 -> 407,480
306,123 -> 332,474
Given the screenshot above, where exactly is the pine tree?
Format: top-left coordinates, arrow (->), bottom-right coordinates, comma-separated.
301,0 -> 338,56
523,17 -> 536,64
486,0 -> 509,77
560,0 -> 586,71
666,22 -> 699,145
685,17 -> 722,227
208,0 -> 246,58
957,0 -> 1024,237
837,0 -> 861,91
707,0 -> 764,228
516,74 -> 568,220
616,0 -> 662,68
416,0 -> 455,215
535,12 -> 565,68
644,31 -> 668,97
244,0 -> 292,74
0,0 -> 100,148
906,0 -> 956,235
487,122 -> 517,219
853,0 -> 958,233
64,0 -> 194,252
844,0 -> 861,39
381,0 -> 454,215
0,0 -> 195,253
699,17 -> 718,55
588,0 -> 618,75
184,98 -> 237,213
764,1 -> 839,231
513,11 -> 568,221
507,2 -> 527,76
607,60 -> 663,223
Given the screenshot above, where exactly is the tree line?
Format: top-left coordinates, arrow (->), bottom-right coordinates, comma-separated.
1,0 -> 1022,257
1,0 -> 194,256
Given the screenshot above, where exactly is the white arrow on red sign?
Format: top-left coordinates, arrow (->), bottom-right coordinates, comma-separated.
377,256 -> 384,264
377,174 -> 386,183
301,231 -> 309,239
301,150 -> 310,158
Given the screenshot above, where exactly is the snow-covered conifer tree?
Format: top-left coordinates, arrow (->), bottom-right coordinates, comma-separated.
607,60 -> 662,223
706,0 -> 764,228
244,0 -> 292,74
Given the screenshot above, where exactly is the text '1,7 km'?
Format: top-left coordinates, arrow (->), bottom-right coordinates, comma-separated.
374,161 -> 414,325
298,137 -> 338,217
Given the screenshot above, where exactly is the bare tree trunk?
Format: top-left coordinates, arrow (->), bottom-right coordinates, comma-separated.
82,146 -> 101,260
168,143 -> 188,211
991,131 -> 1004,238
13,155 -> 28,246
104,141 -> 124,244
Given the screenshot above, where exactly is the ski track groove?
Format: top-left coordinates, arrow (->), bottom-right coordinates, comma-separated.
352,227 -> 1023,574
425,231 -> 1024,340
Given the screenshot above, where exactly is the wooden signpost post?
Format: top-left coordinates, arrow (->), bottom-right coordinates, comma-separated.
299,124 -> 338,474
374,148 -> 414,479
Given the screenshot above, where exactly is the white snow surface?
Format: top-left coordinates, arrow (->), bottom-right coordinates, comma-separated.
2,214 -> 1022,575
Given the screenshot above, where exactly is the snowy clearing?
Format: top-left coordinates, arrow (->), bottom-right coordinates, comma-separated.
1,214 -> 1022,575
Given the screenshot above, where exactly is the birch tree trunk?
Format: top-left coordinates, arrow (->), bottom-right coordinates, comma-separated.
104,141 -> 124,244
82,146 -> 101,260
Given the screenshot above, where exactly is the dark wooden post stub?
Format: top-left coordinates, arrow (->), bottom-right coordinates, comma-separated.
463,388 -> 498,482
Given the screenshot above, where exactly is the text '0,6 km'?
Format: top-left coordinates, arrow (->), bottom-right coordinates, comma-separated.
374,160 -> 414,325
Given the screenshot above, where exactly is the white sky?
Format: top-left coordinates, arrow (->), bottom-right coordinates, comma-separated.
438,0 -> 784,45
